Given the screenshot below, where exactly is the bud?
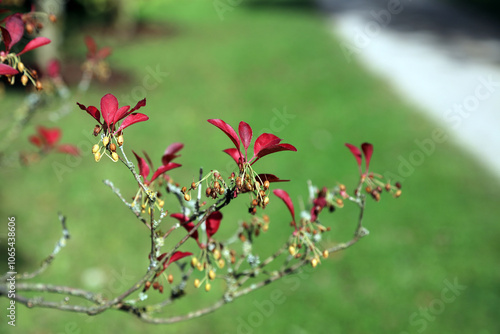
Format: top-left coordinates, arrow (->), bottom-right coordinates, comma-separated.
365,186 -> 372,193
191,182 -> 196,189
336,198 -> 343,207
218,187 -> 225,195
395,182 -> 402,189
184,193 -> 191,201
94,151 -> 101,162
251,199 -> 258,207
153,282 -> 160,290
191,257 -> 198,268
288,245 -> 296,256
181,186 -> 187,193
194,279 -> 201,288
109,143 -> 116,152
208,269 -> 215,280
102,136 -> 110,147
196,262 -> 203,271
111,152 -> 119,162
49,14 -> 57,23
263,196 -> 270,206
311,258 -> 318,268
205,283 -> 211,292
395,190 -> 402,198
93,125 -> 101,136
26,23 -> 34,34
168,274 -> 174,284
17,62 -> 25,72
35,80 -> 43,91
213,249 -> 221,260
322,250 -> 329,258
206,187 -> 212,197
92,144 -> 99,154
339,184 -> 346,191
20,74 -> 28,86
116,135 -> 124,147
214,181 -> 220,190
385,183 -> 391,192
218,258 -> 225,268
144,281 -> 151,290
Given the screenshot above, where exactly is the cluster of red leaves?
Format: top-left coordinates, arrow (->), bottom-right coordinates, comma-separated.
133,143 -> 183,186
29,126 -> 79,156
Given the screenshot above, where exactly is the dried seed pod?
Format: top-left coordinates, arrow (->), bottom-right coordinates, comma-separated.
263,180 -> 270,190
385,183 -> 391,192
93,125 -> 101,136
263,197 -> 270,206
35,80 -> 42,91
184,193 -> 191,201
153,282 -> 159,290
168,274 -> 174,284
206,187 -> 212,197
365,186 -> 372,193
181,186 -> 187,193
395,182 -> 402,189
26,23 -> 34,33
191,182 -> 197,190
144,281 -> 151,290
109,143 -> 116,152
49,14 -> 57,22
219,187 -> 225,195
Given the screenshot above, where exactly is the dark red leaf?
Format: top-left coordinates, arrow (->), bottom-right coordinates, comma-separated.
208,119 -> 240,150
171,214 -> 199,242
162,142 -> 183,165
100,93 -> 118,127
29,135 -> 42,148
206,211 -> 222,239
361,143 -> 373,173
345,143 -> 362,173
5,14 -> 23,51
150,162 -> 181,183
76,103 -> 101,123
47,59 -> 60,79
162,251 -> 193,269
129,98 -> 146,114
223,148 -> 243,165
273,189 -> 295,222
117,113 -> 149,133
57,144 -> 80,156
256,173 -> 289,183
0,63 -> 18,75
253,143 -> 297,164
132,151 -> 150,180
238,121 -> 252,157
17,37 -> 51,55
1,27 -> 12,52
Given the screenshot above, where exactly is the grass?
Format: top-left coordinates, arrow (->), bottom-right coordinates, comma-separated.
1,1 -> 499,333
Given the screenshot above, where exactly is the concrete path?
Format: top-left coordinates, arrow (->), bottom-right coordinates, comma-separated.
320,0 -> 500,178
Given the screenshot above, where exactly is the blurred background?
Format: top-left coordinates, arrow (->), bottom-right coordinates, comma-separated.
1,0 -> 499,333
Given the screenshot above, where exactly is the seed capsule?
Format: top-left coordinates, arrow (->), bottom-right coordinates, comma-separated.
153,282 -> 159,290
395,190 -> 402,198
208,269 -> 216,280
181,186 -> 187,193
102,136 -> 110,147
218,258 -> 225,268
218,187 -> 225,195
94,152 -> 101,162
194,279 -> 201,288
168,274 -> 174,284
49,14 -> 57,22
214,181 -> 220,190
191,257 -> 198,268
184,193 -> 191,201
17,62 -> 25,72
35,80 -> 43,91
263,180 -> 270,190
196,262 -> 203,271
191,182 -> 196,190
385,183 -> 391,192
92,144 -> 99,154
21,75 -> 28,86
206,187 -> 212,197
395,182 -> 402,189
109,143 -> 116,152
263,196 -> 270,206
93,125 -> 101,136
213,249 -> 221,260
26,23 -> 34,34
144,281 -> 151,290
339,184 -> 346,191
111,152 -> 119,162
205,283 -> 211,292
311,258 -> 318,268
117,134 -> 124,146
322,250 -> 329,258
289,245 -> 296,256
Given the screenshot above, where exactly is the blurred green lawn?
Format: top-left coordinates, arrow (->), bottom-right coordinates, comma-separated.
1,1 -> 499,333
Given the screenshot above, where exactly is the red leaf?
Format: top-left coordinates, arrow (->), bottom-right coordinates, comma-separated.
254,143 -> 296,162
5,14 -> 23,51
100,93 -> 118,127
38,126 -> 61,147
112,105 -> 131,125
208,119 -> 240,150
223,148 -> 243,165
273,189 -> 295,222
253,133 -> 281,157
162,251 -> 193,269
150,162 -> 181,183
206,211 -> 222,239
116,113 -> 149,133
47,59 -> 60,79
361,143 -> 373,173
17,37 -> 51,55
97,46 -> 112,60
162,142 -> 183,165
84,35 -> 96,56
57,144 -> 80,156
256,173 -> 289,183
0,63 -> 18,75
129,98 -> 146,113
345,143 -> 362,173
132,150 -> 150,180
76,103 -> 101,123
0,27 -> 12,52
171,214 -> 199,242
238,121 -> 252,157
29,135 -> 42,148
